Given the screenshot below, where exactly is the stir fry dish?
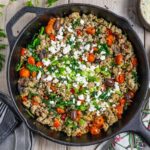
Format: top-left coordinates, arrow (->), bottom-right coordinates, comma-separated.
16,12 -> 139,136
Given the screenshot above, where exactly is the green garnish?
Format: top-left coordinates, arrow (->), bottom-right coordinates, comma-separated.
26,63 -> 41,72
15,60 -> 23,71
72,18 -> 80,29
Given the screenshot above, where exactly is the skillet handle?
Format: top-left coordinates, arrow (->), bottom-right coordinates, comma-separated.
121,90 -> 150,146
6,6 -> 47,51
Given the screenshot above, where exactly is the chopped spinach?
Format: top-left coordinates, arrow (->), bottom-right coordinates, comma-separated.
98,43 -> 110,55
99,89 -> 111,100
132,71 -> 138,82
72,18 -> 80,29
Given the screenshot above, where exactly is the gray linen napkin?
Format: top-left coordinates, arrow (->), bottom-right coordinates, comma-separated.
0,92 -> 33,150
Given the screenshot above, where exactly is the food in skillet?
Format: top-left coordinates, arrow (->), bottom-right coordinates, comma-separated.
16,12 -> 139,136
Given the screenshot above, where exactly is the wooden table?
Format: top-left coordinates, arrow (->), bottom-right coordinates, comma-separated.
0,0 -> 149,150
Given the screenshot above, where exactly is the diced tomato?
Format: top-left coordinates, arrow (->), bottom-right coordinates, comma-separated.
94,116 -> 104,128
86,27 -> 96,35
115,54 -> 123,65
50,34 -> 56,41
70,88 -> 75,94
19,68 -> 30,78
120,98 -> 126,106
93,47 -> 98,52
76,29 -> 83,36
88,53 -> 95,62
77,132 -> 82,137
116,74 -> 125,84
106,34 -> 114,46
56,107 -> 65,114
28,56 -> 35,65
31,100 -> 39,106
116,105 -> 123,119
32,71 -> 37,78
90,126 -> 100,135
131,57 -> 138,67
45,18 -> 56,35
20,48 -> 26,56
53,118 -> 60,128
22,96 -> 27,102
106,28 -> 112,35
36,61 -> 43,67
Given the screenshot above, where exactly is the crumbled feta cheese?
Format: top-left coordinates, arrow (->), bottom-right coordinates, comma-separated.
63,45 -> 71,54
53,78 -> 59,83
61,42 -> 66,48
66,67 -> 71,73
86,95 -> 91,103
78,94 -> 84,100
89,104 -> 96,112
91,65 -> 96,71
82,55 -> 87,61
80,64 -> 86,70
84,44 -> 90,51
72,98 -> 76,104
43,75 -> 53,82
70,34 -> 75,41
77,101 -> 82,106
37,71 -> 41,80
100,55 -> 106,60
95,82 -> 100,86
56,35 -> 63,40
96,111 -> 100,116
63,80 -> 67,85
49,101 -> 55,105
80,19 -> 84,25
112,104 -> 116,107
74,51 -> 80,59
42,58 -> 51,66
48,46 -> 58,54
68,25 -> 74,33
73,83 -> 78,88
58,27 -> 64,35
101,51 -> 106,55
114,82 -> 120,91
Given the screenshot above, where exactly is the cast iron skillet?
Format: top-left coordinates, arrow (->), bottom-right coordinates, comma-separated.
4,4 -> 150,146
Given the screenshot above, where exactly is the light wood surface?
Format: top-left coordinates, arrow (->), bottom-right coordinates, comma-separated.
0,0 -> 149,150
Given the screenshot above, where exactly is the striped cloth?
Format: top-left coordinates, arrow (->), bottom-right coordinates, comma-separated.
0,92 -> 33,150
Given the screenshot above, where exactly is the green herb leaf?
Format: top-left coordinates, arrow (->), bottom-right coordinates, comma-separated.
26,63 -> 41,72
15,60 -> 23,71
0,30 -> 6,37
47,0 -> 58,7
26,0 -> 34,7
0,54 -> 5,71
72,18 -> 80,29
39,26 -> 45,35
99,89 -> 111,100
0,4 -> 5,8
0,44 -> 6,50
98,43 -> 110,55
